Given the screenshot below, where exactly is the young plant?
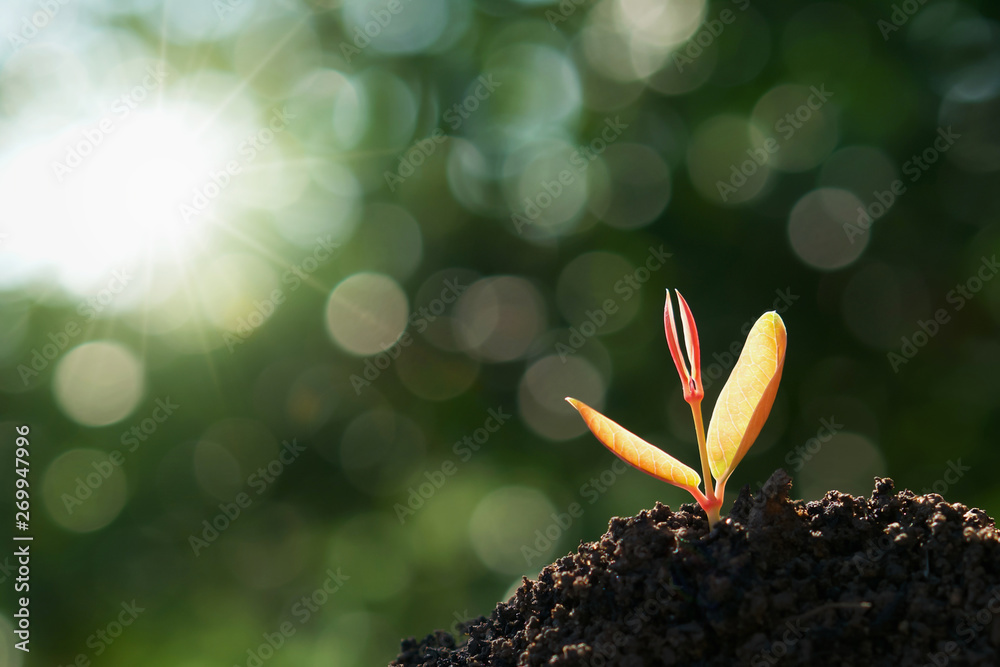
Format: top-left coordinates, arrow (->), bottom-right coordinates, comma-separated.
566,290 -> 787,526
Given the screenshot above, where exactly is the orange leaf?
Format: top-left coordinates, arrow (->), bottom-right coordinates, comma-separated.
705,311 -> 787,486
566,398 -> 701,492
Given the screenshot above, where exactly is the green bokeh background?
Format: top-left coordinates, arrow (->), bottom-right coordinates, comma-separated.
1,0 -> 999,665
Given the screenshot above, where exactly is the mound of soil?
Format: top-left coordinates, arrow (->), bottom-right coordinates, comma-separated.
390,470 -> 1000,666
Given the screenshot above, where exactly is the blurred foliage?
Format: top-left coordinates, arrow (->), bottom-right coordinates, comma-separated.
0,0 -> 999,665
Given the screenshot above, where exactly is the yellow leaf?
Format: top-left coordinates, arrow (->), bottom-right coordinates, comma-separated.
705,311 -> 787,486
566,398 -> 701,492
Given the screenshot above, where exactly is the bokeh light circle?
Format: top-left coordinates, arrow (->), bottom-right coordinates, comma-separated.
788,188 -> 869,270
452,276 -> 547,362
43,448 -> 128,532
818,146 -> 899,201
505,138 -> 591,232
342,0 -> 450,55
200,254 -> 280,333
797,432 -> 885,501
193,439 -> 243,501
469,486 -> 558,575
556,251 -> 645,334
687,114 -> 771,205
519,355 -> 607,441
53,341 -> 144,427
751,83 -> 838,172
591,143 -> 671,229
325,273 -> 409,356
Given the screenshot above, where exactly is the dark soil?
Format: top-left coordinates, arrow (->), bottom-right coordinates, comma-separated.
390,470 -> 1000,666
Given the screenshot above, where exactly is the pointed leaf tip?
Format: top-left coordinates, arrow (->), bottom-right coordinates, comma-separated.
705,311 -> 787,486
674,291 -> 702,391
664,290 -> 704,402
565,397 -> 701,491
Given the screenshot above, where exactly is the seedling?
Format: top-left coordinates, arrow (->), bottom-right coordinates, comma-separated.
566,290 -> 787,526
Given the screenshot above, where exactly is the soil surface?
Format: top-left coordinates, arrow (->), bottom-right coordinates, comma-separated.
390,470 -> 1000,666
